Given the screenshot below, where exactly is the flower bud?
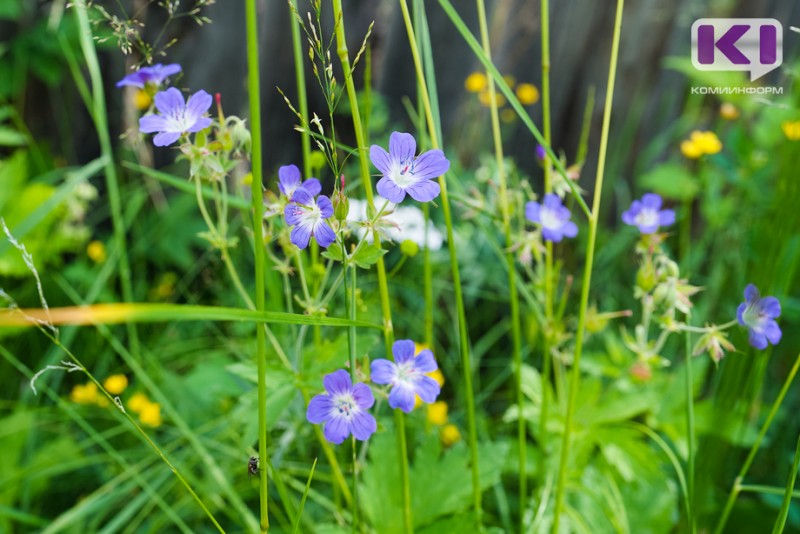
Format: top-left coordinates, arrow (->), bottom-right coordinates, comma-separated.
400,239 -> 419,257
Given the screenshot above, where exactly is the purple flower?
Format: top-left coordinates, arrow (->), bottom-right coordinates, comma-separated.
621,193 -> 675,234
535,144 -> 547,162
370,339 -> 441,413
138,88 -> 212,147
525,193 -> 578,242
369,132 -> 450,204
284,188 -> 335,249
116,63 -> 182,89
307,370 -> 377,444
278,164 -> 321,200
737,284 -> 781,350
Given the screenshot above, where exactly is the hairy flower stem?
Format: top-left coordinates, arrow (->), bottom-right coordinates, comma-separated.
551,0 -> 625,530
398,0 -> 482,523
714,351 -> 800,534
74,0 -> 142,364
331,1 -> 412,531
474,0 -> 524,526
244,0 -> 271,530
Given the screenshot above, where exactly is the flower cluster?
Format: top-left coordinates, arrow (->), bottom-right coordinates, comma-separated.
128,392 -> 163,428
621,193 -> 675,235
680,130 -> 722,159
306,340 -> 442,444
525,193 -> 578,243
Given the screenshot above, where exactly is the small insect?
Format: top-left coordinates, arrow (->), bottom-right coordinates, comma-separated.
248,456 -> 260,478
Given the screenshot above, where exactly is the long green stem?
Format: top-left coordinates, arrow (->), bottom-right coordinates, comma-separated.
474,0 -> 524,526
330,2 -> 412,531
539,0 -> 554,458
346,263 -> 359,530
685,327 -> 696,533
772,434 -> 800,534
244,0 -> 270,530
551,0 -> 625,530
73,0 -> 141,362
398,0 -> 482,523
714,352 -> 800,534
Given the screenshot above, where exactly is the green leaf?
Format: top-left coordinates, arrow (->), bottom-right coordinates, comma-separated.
638,163 -> 699,202
321,242 -> 343,262
0,126 -> 24,147
352,244 -> 387,269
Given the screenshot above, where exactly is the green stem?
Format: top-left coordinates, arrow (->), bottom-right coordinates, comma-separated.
73,0 -> 141,362
551,0 -> 625,530
772,434 -> 800,534
714,351 -> 800,534
685,326 -> 696,533
398,0 -> 482,523
244,0 -> 271,530
330,2 -> 412,531
474,0 -> 524,526
346,263 -> 359,531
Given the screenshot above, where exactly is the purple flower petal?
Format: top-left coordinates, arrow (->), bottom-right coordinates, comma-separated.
543,193 -> 561,209
323,370 -> 352,396
278,165 -> 301,196
185,89 -> 212,120
658,209 -> 676,227
290,224 -> 312,249
314,220 -> 336,248
186,117 -> 212,133
324,415 -> 349,444
562,221 -> 579,238
415,375 -> 441,404
153,131 -> 182,147
412,149 -> 450,181
301,178 -> 322,197
389,132 -> 416,162
642,193 -> 663,209
405,180 -> 441,202
376,177 -> 407,204
392,339 -> 416,364
284,203 -> 303,226
307,394 -> 333,424
154,88 -> 185,115
749,330 -> 768,350
351,382 -> 375,410
350,411 -> 377,441
744,284 -> 759,303
388,382 -> 416,413
764,320 -> 782,345
761,297 -> 781,318
736,303 -> 746,326
291,188 -> 314,206
138,115 -> 168,134
369,145 -> 393,176
317,195 -> 334,218
370,359 -> 397,385
525,201 -> 541,223
413,349 -> 437,373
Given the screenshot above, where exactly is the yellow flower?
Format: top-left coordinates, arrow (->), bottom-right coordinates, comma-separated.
515,83 -> 540,105
690,131 -> 722,155
128,392 -> 150,413
719,102 -> 739,120
680,140 -> 702,159
86,241 -> 107,263
464,72 -> 487,93
95,396 -> 110,408
500,109 -> 517,123
70,382 -> 99,404
103,374 -> 128,395
133,89 -> 152,110
441,424 -> 461,447
139,402 -> 162,428
427,401 -> 448,426
478,90 -> 506,108
781,120 -> 800,141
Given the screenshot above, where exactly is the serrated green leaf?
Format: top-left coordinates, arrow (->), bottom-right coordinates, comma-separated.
638,163 -> 699,202
321,242 -> 343,262
352,244 -> 387,269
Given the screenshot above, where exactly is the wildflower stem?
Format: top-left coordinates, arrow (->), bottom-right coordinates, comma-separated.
551,0 -> 625,530
245,0 -> 271,529
539,0 -> 554,461
772,433 -> 800,534
346,262 -> 359,530
474,0 -> 525,526
331,1 -> 413,531
713,351 -> 800,534
398,0 -> 483,523
684,325 -> 697,533
73,0 -> 142,363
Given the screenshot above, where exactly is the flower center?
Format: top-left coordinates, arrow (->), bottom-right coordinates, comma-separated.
742,303 -> 766,330
539,207 -> 561,230
392,159 -> 417,188
333,393 -> 357,419
396,361 -> 418,382
634,208 -> 659,229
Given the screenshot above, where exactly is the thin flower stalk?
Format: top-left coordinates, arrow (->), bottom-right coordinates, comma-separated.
244,0 -> 271,530
398,0 -> 482,522
330,1 -> 413,531
551,0 -> 626,530
475,0 -> 525,527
